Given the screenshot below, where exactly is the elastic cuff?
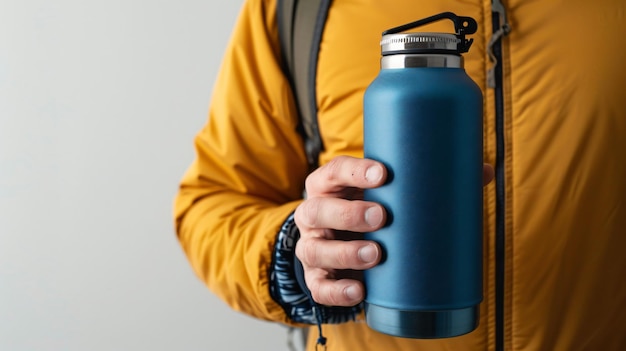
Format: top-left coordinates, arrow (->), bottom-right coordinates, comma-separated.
269,212 -> 361,324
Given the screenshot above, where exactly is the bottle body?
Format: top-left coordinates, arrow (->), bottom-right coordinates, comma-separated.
363,63 -> 483,338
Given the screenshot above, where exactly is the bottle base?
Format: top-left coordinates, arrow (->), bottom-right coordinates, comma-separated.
364,303 -> 479,339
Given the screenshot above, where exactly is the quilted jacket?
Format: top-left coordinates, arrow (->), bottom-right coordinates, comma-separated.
174,0 -> 626,349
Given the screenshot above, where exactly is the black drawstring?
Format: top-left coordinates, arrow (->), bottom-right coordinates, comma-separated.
312,306 -> 327,350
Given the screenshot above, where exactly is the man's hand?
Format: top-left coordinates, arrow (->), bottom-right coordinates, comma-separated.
294,156 -> 495,307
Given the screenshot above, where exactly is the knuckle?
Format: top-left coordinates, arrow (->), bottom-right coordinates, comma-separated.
306,157 -> 344,193
338,206 -> 361,229
323,157 -> 341,182
304,271 -> 332,305
295,238 -> 319,267
326,285 -> 348,306
335,245 -> 354,268
311,289 -> 325,305
294,199 -> 320,229
306,276 -> 323,302
311,284 -> 340,306
293,205 -> 306,228
304,172 -> 317,194
309,283 -> 323,303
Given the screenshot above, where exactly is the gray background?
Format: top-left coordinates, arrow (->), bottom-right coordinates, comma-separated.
0,0 -> 292,350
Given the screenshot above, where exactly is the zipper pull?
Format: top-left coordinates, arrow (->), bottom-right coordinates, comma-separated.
487,0 -> 511,88
492,0 -> 511,34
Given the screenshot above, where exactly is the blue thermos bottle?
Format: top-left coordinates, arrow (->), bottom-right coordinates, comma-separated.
363,13 -> 483,338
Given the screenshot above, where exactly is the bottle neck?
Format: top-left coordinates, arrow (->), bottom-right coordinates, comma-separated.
381,54 -> 463,69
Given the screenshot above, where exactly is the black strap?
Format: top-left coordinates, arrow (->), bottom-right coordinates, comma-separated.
278,0 -> 332,171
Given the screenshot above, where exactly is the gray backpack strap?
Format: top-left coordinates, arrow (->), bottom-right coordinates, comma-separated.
278,0 -> 333,171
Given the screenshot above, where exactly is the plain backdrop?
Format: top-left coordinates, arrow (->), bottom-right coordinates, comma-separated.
0,1 -> 293,350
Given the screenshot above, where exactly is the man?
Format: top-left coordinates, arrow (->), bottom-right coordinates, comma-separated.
174,0 -> 626,350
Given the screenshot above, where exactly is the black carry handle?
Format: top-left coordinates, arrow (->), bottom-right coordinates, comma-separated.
383,12 -> 478,54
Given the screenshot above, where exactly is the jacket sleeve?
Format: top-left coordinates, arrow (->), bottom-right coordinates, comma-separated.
173,0 -> 309,324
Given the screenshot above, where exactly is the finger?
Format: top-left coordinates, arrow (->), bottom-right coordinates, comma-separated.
296,237 -> 381,270
483,163 -> 495,186
295,197 -> 386,232
305,268 -> 365,306
306,156 -> 387,196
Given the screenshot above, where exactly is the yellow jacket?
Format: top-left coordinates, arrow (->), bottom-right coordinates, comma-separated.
174,0 -> 626,350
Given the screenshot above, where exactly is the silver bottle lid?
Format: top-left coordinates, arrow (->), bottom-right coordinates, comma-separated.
381,33 -> 461,56
379,12 -> 477,57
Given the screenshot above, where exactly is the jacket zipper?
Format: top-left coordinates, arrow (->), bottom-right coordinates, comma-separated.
488,1 -> 510,350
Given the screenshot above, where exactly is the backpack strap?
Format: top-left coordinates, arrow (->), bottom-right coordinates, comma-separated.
277,0 -> 333,171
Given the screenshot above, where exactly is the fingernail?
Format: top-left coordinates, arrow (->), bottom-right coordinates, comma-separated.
358,244 -> 378,263
345,285 -> 361,301
365,166 -> 383,183
364,206 -> 383,227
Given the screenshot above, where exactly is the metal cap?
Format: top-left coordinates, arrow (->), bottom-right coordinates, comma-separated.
380,12 -> 477,56
381,33 -> 461,56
